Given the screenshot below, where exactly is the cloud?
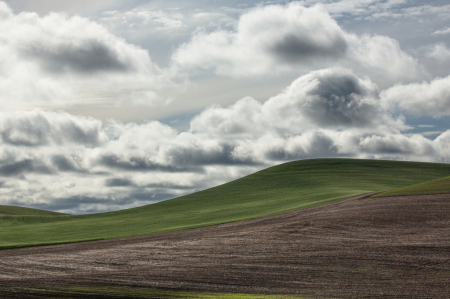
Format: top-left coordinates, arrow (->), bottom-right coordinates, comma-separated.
277,68 -> 381,128
426,44 -> 450,61
98,7 -> 240,68
381,74 -> 450,116
0,110 -> 106,147
240,4 -> 348,63
357,134 -> 434,156
105,177 -> 133,187
172,4 -> 348,76
343,34 -> 420,86
191,68 -> 389,136
0,1 -> 12,18
320,0 -> 407,19
399,4 -> 450,19
0,159 -> 53,176
22,40 -> 131,74
1,68 -> 449,214
0,1 -> 167,107
326,1 -> 450,21
433,27 -> 450,35
101,9 -> 185,33
172,3 -> 421,85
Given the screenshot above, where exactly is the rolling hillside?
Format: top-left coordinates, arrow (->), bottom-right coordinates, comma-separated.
373,175 -> 450,197
1,158 -> 450,249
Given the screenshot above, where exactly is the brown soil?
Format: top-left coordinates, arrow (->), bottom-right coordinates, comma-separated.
0,193 -> 449,298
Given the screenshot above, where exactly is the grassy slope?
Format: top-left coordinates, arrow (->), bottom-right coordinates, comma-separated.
373,175 -> 450,197
1,158 -> 450,249
0,205 -> 65,216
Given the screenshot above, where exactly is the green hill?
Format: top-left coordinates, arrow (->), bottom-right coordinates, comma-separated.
1,158 -> 450,249
0,205 -> 66,216
372,175 -> 450,197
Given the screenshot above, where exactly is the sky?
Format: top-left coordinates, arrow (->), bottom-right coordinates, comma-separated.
0,0 -> 449,214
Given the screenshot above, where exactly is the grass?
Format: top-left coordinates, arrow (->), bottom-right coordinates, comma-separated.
372,175 -> 450,197
5,285 -> 310,298
0,205 -> 65,216
1,158 -> 450,249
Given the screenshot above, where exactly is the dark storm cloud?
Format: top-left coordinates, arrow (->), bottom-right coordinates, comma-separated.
271,33 -> 347,63
21,39 -> 131,74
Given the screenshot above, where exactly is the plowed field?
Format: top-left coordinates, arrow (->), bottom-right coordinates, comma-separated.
1,193 -> 449,298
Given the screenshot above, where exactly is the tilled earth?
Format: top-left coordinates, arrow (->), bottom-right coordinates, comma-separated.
0,193 -> 449,298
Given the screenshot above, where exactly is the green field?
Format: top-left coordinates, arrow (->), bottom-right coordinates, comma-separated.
373,175 -> 450,197
1,158 -> 450,249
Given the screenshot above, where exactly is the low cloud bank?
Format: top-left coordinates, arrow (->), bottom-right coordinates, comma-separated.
1,68 -> 449,214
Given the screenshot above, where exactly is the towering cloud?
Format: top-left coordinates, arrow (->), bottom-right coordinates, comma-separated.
191,68 -> 386,136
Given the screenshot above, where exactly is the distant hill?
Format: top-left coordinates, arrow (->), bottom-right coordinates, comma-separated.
1,158 -> 450,249
0,205 -> 66,216
373,175 -> 450,197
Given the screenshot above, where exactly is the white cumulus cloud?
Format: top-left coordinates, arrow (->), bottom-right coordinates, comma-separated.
426,44 -> 450,61
0,1 -> 168,107
172,3 -> 422,86
381,74 -> 450,116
